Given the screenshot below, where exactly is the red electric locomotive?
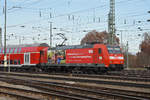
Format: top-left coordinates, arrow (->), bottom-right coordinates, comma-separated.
45,43 -> 124,73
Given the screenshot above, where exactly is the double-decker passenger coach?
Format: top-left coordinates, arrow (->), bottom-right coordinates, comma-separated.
0,43 -> 49,68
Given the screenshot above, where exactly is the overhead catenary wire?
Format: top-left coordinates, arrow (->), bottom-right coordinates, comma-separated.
1,0 -> 149,50
6,0 -> 144,28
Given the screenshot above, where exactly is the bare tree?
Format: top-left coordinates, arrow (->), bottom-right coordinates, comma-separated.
136,32 -> 150,67
140,33 -> 150,55
80,30 -> 119,45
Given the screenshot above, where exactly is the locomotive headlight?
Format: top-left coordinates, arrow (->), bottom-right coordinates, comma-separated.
99,56 -> 102,60
109,56 -> 115,59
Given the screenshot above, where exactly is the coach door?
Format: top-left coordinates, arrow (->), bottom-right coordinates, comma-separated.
24,53 -> 30,65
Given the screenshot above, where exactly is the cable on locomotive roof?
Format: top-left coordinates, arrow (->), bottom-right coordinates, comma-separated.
49,44 -> 94,50
85,41 -> 103,45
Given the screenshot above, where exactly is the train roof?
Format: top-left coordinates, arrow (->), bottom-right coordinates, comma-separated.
50,44 -> 94,50
1,43 -> 49,48
107,45 -> 120,48
49,44 -> 120,50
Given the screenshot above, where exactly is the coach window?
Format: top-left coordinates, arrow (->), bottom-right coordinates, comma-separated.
19,48 -> 21,53
98,48 -> 101,54
10,60 -> 13,64
18,60 -> 20,64
3,49 -> 4,53
14,48 -> 18,53
6,48 -> 9,53
10,48 -> 14,53
0,48 -> 1,53
14,60 -> 17,65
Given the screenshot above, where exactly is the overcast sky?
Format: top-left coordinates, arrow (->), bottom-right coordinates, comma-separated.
0,0 -> 150,53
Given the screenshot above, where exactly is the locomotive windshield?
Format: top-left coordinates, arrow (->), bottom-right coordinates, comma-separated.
107,46 -> 121,54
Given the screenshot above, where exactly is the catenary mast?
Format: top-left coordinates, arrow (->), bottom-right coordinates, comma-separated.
4,0 -> 7,67
108,0 -> 115,45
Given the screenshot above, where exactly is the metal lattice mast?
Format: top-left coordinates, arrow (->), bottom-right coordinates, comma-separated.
108,0 -> 115,45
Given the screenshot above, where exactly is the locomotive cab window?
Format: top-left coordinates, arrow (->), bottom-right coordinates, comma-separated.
107,46 -> 121,54
98,48 -> 101,54
114,47 -> 121,53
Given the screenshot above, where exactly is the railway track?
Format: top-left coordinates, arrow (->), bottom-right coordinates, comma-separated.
0,91 -> 39,100
1,69 -> 150,81
0,72 -> 150,85
108,70 -> 150,78
47,73 -> 150,82
0,76 -> 149,100
0,82 -> 102,100
0,72 -> 149,100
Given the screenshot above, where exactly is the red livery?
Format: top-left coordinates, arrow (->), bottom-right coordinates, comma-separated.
47,43 -> 124,72
0,43 -> 49,66
0,43 -> 124,73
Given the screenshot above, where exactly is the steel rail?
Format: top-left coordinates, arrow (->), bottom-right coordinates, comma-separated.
0,76 -> 149,100
1,72 -> 150,88
0,85 -> 99,100
0,78 -> 103,100
0,91 -> 39,100
0,72 -> 150,83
